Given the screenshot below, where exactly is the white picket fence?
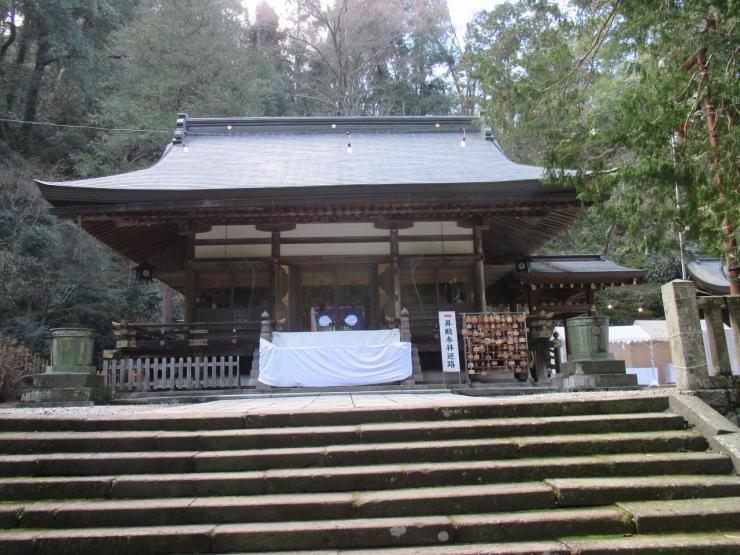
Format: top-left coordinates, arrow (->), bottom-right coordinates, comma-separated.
103,356 -> 240,392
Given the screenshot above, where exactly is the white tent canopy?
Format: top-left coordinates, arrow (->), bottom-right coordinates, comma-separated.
608,325 -> 652,344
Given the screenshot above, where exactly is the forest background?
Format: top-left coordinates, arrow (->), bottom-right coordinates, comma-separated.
0,0 -> 737,359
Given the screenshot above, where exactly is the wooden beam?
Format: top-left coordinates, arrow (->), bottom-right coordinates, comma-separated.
256,222 -> 296,232
184,265 -> 196,324
194,234 -> 473,246
374,220 -> 414,230
473,224 -> 486,311
390,228 -> 401,319
57,199 -> 583,222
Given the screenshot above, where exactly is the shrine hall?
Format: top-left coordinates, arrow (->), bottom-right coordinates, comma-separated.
35,115 -> 644,390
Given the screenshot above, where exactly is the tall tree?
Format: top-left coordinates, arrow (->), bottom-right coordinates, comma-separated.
288,0 -> 405,115
560,0 -> 739,292
287,0 -> 459,116
246,1 -> 295,116
368,0 -> 459,116
468,0 -> 738,292
0,162 -> 160,356
466,0 -> 584,164
0,0 -> 136,163
74,0 -> 286,176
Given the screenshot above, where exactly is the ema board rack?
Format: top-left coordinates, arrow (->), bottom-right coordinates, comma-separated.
461,312 -> 529,379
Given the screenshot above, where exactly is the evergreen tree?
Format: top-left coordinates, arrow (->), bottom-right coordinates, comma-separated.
467,0 -> 738,292
74,0 -> 287,176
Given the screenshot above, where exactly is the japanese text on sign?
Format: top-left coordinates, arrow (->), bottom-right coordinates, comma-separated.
438,311 -> 460,373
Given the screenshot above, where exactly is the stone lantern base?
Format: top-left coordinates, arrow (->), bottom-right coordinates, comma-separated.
21,372 -> 108,405
553,358 -> 638,390
553,316 -> 638,390
20,328 -> 109,406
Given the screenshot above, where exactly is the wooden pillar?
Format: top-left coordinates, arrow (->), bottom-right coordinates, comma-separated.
184,265 -> 196,324
473,224 -> 486,312
257,223 -> 295,329
272,231 -> 282,321
390,228 -> 401,319
161,283 -> 172,324
586,285 -> 596,316
183,233 -> 197,324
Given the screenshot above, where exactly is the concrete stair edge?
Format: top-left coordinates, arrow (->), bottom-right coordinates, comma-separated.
0,395 -> 671,432
2,503 -> 740,554
0,412 -> 687,454
3,477 -> 740,530
0,452 -> 732,501
0,430 -> 709,477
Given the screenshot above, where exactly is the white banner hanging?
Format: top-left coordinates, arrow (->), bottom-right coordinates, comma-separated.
438,311 -> 460,373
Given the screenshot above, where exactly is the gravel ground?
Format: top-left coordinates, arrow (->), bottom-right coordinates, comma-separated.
0,388 -> 671,419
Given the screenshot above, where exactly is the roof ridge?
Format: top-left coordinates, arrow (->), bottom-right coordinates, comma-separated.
173,114 -> 482,143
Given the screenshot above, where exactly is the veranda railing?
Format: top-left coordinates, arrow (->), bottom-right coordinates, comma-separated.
103,356 -> 240,392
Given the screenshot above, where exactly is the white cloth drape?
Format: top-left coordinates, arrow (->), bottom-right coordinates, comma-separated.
258,335 -> 412,388
271,329 -> 400,348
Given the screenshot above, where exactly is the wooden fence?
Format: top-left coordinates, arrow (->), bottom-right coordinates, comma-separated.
103,356 -> 241,392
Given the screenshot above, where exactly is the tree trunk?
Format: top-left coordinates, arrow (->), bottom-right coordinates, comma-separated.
20,33 -> 49,152
4,18 -> 29,116
0,11 -> 17,70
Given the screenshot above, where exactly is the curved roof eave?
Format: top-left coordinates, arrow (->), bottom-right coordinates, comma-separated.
35,123 -> 568,206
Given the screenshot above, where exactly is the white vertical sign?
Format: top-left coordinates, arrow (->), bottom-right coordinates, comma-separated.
438,311 -> 460,373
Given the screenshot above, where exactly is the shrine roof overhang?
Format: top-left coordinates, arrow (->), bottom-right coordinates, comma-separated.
45,181 -> 581,220
687,257 -> 731,295
35,115 -> 587,264
35,115 -> 578,208
68,197 -> 585,265
516,255 -> 646,285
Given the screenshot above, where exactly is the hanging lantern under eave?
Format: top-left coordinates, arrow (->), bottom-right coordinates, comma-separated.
135,264 -> 154,282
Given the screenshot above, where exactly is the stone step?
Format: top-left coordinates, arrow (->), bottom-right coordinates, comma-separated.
0,430 -> 707,477
0,395 -> 670,432
3,502 -> 738,554
0,483 -> 554,529
619,496 -> 740,535
0,507 -> 632,554
562,531 -> 740,554
546,475 -> 740,506
260,531 -> 740,554
0,452 -> 730,501
0,412 -> 686,454
4,476 -> 740,530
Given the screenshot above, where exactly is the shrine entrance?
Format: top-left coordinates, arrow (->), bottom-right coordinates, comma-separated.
295,265 -> 377,332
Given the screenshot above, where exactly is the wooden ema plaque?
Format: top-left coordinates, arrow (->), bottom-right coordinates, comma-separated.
462,312 -> 529,379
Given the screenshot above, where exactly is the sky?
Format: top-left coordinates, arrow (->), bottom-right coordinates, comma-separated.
241,0 -> 504,43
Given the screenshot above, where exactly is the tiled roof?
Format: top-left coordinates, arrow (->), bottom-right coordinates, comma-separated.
35,115 -> 558,204
687,257 -> 731,295
526,255 -> 641,275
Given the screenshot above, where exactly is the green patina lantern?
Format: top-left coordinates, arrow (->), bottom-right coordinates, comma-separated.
47,328 -> 96,374
564,316 -> 612,362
